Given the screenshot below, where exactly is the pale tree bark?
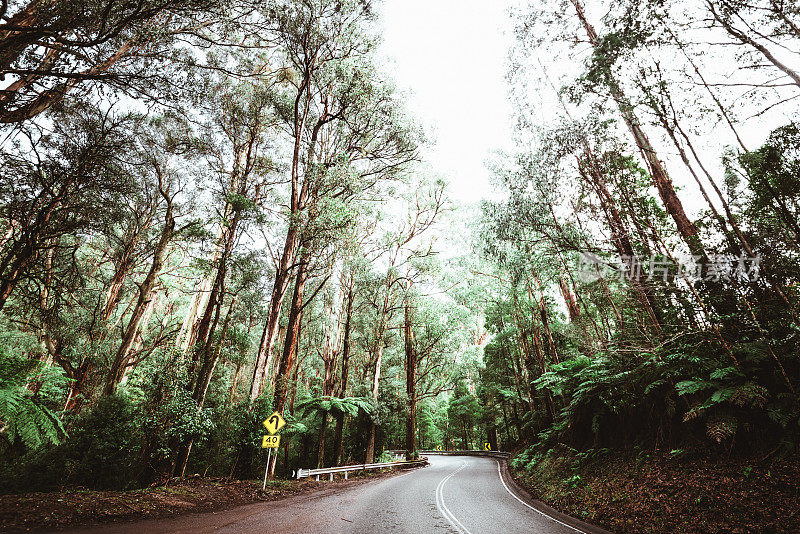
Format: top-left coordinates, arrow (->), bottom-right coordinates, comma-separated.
176,261 -> 216,354
333,275 -> 354,466
404,297 -> 417,457
364,339 -> 383,464
316,269 -> 345,468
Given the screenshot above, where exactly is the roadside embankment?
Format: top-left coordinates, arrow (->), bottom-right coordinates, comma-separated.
509,447 -> 800,533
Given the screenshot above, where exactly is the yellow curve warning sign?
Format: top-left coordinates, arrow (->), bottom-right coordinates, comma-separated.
263,411 -> 286,434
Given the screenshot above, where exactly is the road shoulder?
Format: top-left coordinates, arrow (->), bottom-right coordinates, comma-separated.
0,469 -> 416,532
497,459 -> 614,534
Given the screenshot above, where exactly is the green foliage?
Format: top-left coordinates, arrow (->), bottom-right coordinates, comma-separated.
377,450 -> 398,463
524,331 -> 800,453
1,395 -> 141,492
295,396 -> 375,419
0,348 -> 67,452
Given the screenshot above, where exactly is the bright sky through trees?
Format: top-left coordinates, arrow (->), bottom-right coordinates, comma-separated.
378,0 -> 518,204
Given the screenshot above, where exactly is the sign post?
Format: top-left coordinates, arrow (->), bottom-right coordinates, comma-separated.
263,449 -> 271,491
261,412 -> 286,490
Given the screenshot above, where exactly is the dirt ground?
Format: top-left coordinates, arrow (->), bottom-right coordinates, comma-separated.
511,449 -> 800,533
0,470 -> 396,532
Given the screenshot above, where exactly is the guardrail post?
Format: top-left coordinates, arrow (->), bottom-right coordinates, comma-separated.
329,473 -> 333,482
315,474 -> 319,481
344,471 -> 348,480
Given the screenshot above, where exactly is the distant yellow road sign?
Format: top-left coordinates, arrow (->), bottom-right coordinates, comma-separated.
263,411 -> 286,434
436,445 -> 442,451
484,442 -> 491,451
262,434 -> 281,448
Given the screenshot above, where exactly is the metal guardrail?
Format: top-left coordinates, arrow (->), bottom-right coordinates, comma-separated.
293,458 -> 428,481
419,449 -> 511,458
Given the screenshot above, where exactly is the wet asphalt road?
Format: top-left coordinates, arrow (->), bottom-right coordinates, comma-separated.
62,455 -> 598,534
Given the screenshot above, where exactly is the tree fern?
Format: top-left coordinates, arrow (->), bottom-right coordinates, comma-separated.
295,395 -> 374,419
0,349 -> 67,450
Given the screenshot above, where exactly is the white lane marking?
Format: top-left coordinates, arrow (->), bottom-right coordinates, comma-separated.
435,460 -> 473,534
495,460 -> 587,534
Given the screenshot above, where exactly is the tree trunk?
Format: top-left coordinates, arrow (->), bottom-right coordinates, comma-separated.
103,192 -> 174,396
488,426 -> 499,451
365,281 -> 393,464
250,52 -> 324,402
578,156 -> 663,333
63,360 -> 92,413
334,277 -> 354,466
176,272 -> 216,355
316,411 -> 328,469
249,224 -> 299,400
101,227 -> 143,322
272,250 -> 310,415
570,0 -> 705,259
558,277 -> 580,322
193,297 -> 235,407
365,341 -> 383,464
404,298 -> 417,458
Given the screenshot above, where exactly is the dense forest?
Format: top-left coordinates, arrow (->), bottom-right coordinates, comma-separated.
1,0 -> 799,507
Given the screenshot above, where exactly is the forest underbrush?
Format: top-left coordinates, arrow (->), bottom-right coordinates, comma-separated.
511,445 -> 800,533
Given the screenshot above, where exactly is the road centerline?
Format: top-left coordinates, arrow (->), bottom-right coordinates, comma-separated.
435,460 -> 472,534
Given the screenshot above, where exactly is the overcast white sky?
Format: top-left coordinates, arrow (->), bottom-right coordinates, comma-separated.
377,0 -> 519,205
375,0 -> 799,220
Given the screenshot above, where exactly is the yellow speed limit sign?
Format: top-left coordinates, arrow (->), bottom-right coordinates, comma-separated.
261,434 -> 281,448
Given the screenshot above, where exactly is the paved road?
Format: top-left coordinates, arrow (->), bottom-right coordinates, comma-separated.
64,455 -> 603,534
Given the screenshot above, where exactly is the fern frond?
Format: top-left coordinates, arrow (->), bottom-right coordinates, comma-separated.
706,414 -> 738,443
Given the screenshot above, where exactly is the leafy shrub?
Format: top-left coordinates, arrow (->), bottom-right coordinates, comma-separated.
1,394 -> 140,492
530,332 -> 799,453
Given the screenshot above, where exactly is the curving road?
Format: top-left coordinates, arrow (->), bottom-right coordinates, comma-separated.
64,455 -> 608,534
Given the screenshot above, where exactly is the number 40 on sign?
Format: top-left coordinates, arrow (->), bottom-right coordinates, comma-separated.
261,434 -> 280,448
